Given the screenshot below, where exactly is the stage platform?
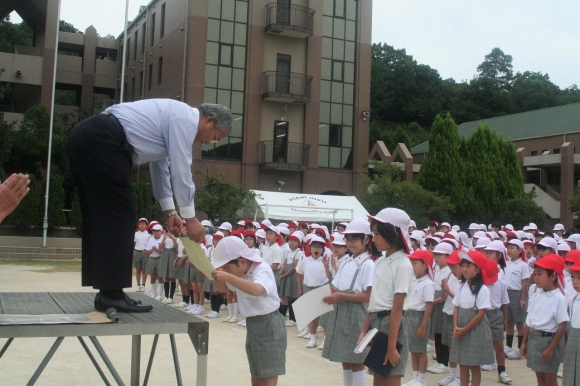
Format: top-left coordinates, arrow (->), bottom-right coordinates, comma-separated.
0,292 -> 209,386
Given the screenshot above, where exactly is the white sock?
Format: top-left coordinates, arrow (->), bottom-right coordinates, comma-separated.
352,369 -> 366,386
413,370 -> 419,380
157,285 -> 164,297
233,303 -> 238,319
342,369 -> 353,386
304,325 -> 310,334
310,333 -> 317,341
449,367 -> 457,377
227,303 -> 234,318
418,372 -> 426,383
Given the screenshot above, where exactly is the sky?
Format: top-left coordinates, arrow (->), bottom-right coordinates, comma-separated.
10,0 -> 580,89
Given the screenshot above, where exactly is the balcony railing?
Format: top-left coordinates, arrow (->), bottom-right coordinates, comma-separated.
265,3 -> 315,38
262,71 -> 312,104
260,140 -> 310,171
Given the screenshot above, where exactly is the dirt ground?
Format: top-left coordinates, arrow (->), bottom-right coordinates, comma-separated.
0,261 -> 540,385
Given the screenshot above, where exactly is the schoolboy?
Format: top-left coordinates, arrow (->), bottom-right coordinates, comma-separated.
134,218 -> 150,292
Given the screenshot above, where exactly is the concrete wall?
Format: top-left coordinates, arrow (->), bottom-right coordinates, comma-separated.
0,52 -> 44,85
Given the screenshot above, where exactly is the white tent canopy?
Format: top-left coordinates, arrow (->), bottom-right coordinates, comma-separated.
247,190 -> 370,223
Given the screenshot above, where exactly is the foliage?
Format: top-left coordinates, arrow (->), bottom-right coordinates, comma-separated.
70,189 -> 82,233
131,181 -> 150,221
41,174 -> 67,230
364,160 -> 404,183
0,16 -> 33,53
5,174 -> 40,234
59,20 -> 83,34
501,195 -> 546,230
0,167 -> 5,182
417,114 -> 469,215
361,173 -> 455,227
569,194 -> 580,220
369,120 -> 429,154
476,47 -> 513,88
194,173 -> 256,223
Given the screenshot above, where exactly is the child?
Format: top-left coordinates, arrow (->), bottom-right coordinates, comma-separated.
563,257 -> 580,386
296,235 -> 330,348
521,254 -> 569,386
279,231 -> 303,327
564,250 -> 580,302
159,230 -> 179,304
142,224 -> 165,300
321,219 -> 375,386
428,242 -> 453,375
483,240 -> 507,282
133,218 -> 150,292
202,231 -> 224,318
210,237 -> 287,386
439,250 -> 463,386
449,251 -> 495,386
262,225 -> 283,294
360,208 -> 414,386
483,260 -> 512,384
404,250 -> 435,386
504,239 -> 530,359
244,231 -> 257,249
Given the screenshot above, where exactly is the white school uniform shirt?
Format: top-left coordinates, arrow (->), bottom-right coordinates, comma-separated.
487,279 -> 510,310
568,293 -> 580,329
284,248 -> 304,267
368,250 -> 414,312
262,243 -> 283,268
225,262 -> 280,317
331,252 -> 374,294
504,258 -> 530,290
526,288 -> 569,332
163,235 -> 175,249
452,283 -> 491,310
443,276 -> 461,315
204,234 -> 213,246
296,256 -> 329,287
134,230 -> 150,251
330,254 -> 351,277
176,238 -> 185,258
433,265 -> 451,291
206,245 -> 214,260
146,236 -> 163,257
280,243 -> 290,256
408,275 -> 435,311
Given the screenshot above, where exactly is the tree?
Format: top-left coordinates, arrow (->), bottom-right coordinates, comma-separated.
476,47 -> 513,86
59,20 -> 83,34
131,181 -> 150,221
70,189 -> 82,234
511,71 -> 560,112
5,174 -> 40,234
42,174 -> 67,230
570,194 -> 580,220
0,16 -> 33,53
194,173 -> 256,223
417,113 -> 469,216
501,188 -> 545,229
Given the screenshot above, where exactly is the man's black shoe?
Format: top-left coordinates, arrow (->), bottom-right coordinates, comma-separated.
95,294 -> 153,313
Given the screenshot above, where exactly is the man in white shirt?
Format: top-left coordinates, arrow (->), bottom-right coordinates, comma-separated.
67,99 -> 231,312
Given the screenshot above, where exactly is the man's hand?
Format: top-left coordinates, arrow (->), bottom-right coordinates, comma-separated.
185,217 -> 205,243
166,212 -> 183,235
0,173 -> 30,223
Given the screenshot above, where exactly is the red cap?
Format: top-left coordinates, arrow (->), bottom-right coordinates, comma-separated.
409,250 -> 434,280
564,250 -> 580,264
446,250 -> 462,265
483,260 -> 499,285
245,219 -> 253,225
230,230 -> 244,239
288,222 -> 297,229
568,259 -> 580,273
533,254 -> 565,294
138,218 -> 149,224
244,230 -> 256,238
298,221 -> 308,227
459,251 -> 488,271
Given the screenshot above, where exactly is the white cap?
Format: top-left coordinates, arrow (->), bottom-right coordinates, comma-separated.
151,224 -> 163,231
479,224 -> 487,231
468,223 -> 479,230
201,220 -> 212,227
497,230 -> 507,239
441,238 -> 459,250
255,229 -> 266,239
309,235 -> 326,245
504,224 -> 514,231
564,234 -> 580,248
331,233 -> 346,246
474,237 -> 491,249
535,237 -> 558,250
309,223 -> 320,229
288,231 -> 304,243
528,223 -> 538,230
342,219 -> 371,235
523,226 -> 529,231
457,232 -> 470,247
485,240 -> 506,252
409,220 -> 417,228
253,222 -> 260,229
473,231 -> 487,239
441,222 -> 451,228
433,242 -> 453,255
218,222 -> 232,231
515,230 -> 527,240
557,243 -> 571,252
265,225 -> 280,235
237,220 -> 245,226
553,223 -> 565,231
279,227 -> 290,236
212,237 -> 263,268
278,222 -> 288,228
508,239 -> 524,249
487,231 -> 499,240
368,208 -> 412,253
452,225 -> 460,232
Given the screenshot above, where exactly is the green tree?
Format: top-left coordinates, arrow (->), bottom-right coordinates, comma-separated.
476,47 -> 514,87
417,113 -> 469,216
569,194 -> 580,220
70,189 -> 82,233
59,20 -> 83,34
5,174 -> 40,234
0,16 -> 33,53
501,188 -> 545,229
511,71 -> 560,112
194,173 -> 256,223
131,181 -> 150,220
41,174 -> 67,230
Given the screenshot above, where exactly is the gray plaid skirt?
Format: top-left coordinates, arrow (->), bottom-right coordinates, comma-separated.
146,256 -> 161,275
322,300 -> 368,363
203,277 -> 218,293
449,306 -> 495,366
132,250 -> 147,269
507,290 -> 527,323
369,312 -> 409,377
486,308 -> 505,342
406,310 -> 431,353
279,265 -> 298,299
442,313 -> 454,347
246,310 -> 287,379
563,326 -> 580,386
158,248 -> 177,279
431,290 -> 445,334
526,328 -> 565,374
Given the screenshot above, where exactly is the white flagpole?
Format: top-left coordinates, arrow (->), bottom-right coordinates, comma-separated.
119,0 -> 130,102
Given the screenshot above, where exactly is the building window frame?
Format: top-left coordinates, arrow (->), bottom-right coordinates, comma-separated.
160,3 -> 166,38
150,13 -> 156,47
158,56 -> 163,85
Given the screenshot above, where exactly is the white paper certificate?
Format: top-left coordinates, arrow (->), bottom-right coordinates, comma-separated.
292,284 -> 334,332
180,237 -> 215,278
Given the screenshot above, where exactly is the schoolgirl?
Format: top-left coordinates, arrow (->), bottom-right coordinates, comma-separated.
521,254 -> 569,386
256,229 -> 267,254
159,230 -> 179,304
133,218 -> 150,292
203,231 -> 224,318
262,225 -> 283,293
439,250 -> 463,386
482,261 -> 512,384
244,230 -> 257,249
404,250 -> 435,386
321,219 -> 375,386
428,242 -> 453,375
329,233 -> 350,277
296,235 -> 330,347
360,208 -> 414,386
483,240 -> 507,285
563,258 -> 580,386
424,235 -> 440,253
410,231 -> 425,252
143,223 -> 165,300
449,251 -> 495,386
504,239 -> 530,359
279,231 -> 304,327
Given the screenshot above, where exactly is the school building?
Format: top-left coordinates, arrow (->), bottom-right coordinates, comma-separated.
374,103 -> 580,228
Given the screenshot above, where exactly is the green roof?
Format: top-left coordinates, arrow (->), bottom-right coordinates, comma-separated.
410,102 -> 580,154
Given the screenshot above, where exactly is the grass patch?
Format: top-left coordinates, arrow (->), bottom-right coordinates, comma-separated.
0,259 -> 81,273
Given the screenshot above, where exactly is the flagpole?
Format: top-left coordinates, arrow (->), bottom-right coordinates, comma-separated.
119,0 -> 130,102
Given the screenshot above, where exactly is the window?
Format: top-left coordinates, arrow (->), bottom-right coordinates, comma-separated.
131,77 -> 135,101
134,30 -> 138,60
334,0 -> 346,18
141,22 -> 147,53
158,56 -> 163,85
139,71 -> 143,98
150,13 -> 156,46
332,60 -> 344,81
125,38 -> 130,66
160,3 -> 166,38
329,124 -> 341,147
148,63 -> 153,90
553,148 -> 561,154
531,151 -> 538,156
219,44 -> 233,66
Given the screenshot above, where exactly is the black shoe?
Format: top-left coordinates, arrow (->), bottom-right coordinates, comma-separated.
95,294 -> 153,313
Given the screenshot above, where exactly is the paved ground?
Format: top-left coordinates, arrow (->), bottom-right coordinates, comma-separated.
0,261 -> 540,385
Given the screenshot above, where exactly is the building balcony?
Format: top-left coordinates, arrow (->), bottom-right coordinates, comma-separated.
259,140 -> 310,171
265,3 -> 315,38
262,71 -> 312,104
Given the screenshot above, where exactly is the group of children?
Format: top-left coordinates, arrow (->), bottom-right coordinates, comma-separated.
133,214 -> 580,386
